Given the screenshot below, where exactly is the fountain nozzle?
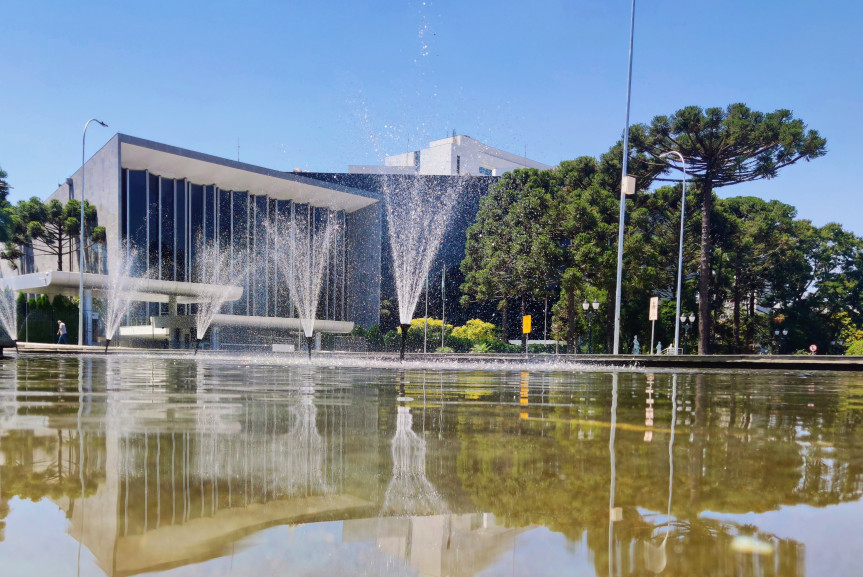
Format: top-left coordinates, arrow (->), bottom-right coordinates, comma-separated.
104,338 -> 110,354
306,335 -> 314,360
399,323 -> 411,361
194,338 -> 201,356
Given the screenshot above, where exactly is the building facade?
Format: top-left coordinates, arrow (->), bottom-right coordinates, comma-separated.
10,134 -> 383,346
349,134 -> 551,176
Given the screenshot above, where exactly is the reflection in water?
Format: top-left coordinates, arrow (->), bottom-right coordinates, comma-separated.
382,392 -> 447,517
2,357 -> 863,575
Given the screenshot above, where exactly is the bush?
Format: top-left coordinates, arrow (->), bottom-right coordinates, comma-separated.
451,319 -> 498,343
436,346 -> 454,353
470,342 -> 493,353
847,339 -> 863,356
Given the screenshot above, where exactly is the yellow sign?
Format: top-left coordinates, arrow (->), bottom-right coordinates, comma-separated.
522,315 -> 531,334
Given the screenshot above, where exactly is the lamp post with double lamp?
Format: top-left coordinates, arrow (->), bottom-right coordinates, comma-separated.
659,151 -> 687,355
680,314 -> 695,354
78,118 -> 109,347
583,300 -> 599,354
774,327 -> 789,354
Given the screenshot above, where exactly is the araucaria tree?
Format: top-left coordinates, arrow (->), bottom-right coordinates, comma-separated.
2,197 -> 103,272
631,104 -> 827,353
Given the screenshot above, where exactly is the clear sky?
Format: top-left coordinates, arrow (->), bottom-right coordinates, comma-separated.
1,0 -> 860,234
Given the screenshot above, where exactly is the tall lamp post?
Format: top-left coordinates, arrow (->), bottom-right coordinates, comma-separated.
78,118 -> 109,347
583,299 -> 599,354
659,151 -> 687,355
612,0 -> 638,355
680,314 -> 695,354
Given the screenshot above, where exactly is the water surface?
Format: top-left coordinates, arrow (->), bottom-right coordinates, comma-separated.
0,355 -> 861,576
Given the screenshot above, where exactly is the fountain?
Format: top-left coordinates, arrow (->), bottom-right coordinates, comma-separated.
383,175 -> 460,359
270,212 -> 338,359
193,236 -> 246,354
0,276 -> 18,353
100,241 -> 141,353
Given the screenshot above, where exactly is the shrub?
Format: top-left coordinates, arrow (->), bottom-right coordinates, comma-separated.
847,340 -> 863,356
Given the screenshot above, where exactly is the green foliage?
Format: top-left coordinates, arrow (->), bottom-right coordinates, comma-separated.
630,103 -> 827,353
14,293 -> 79,343
451,318 -> 498,342
470,342 -> 493,353
2,196 -> 101,271
435,346 -> 454,353
846,340 -> 863,356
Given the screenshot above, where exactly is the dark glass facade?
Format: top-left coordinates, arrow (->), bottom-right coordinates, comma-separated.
120,169 -> 348,324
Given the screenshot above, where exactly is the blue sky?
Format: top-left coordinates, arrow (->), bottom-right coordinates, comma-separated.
1,0 -> 860,234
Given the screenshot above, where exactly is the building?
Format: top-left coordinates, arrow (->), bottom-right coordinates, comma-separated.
349,134 -> 551,176
2,134 -> 383,347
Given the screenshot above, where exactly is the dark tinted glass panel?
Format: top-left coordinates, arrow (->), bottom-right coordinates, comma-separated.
160,178 -> 174,281
148,173 -> 160,275
128,170 -> 147,275
121,169 -> 128,242
175,179 -> 186,282
204,186 -> 215,243
189,184 -> 203,282
218,188 -> 231,250
253,196 -> 268,316
275,201 -> 292,317
232,192 -> 249,314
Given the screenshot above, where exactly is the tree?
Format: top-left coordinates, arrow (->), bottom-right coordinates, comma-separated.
631,104 -> 826,353
1,197 -> 104,272
460,169 -> 561,343
0,167 -> 11,243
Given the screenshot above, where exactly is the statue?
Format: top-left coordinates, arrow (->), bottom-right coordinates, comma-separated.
656,341 -> 662,355
633,336 -> 640,355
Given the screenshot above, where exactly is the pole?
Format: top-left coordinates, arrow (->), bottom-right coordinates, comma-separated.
79,118 -> 108,347
441,266 -> 445,350
650,320 -> 655,355
669,153 -> 687,355
588,313 -> 594,355
424,272 -> 428,354
612,0 -> 637,355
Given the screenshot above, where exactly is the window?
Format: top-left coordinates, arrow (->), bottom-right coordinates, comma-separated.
479,166 -> 493,176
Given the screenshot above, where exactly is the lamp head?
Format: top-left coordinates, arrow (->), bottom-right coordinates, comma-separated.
592,300 -> 599,310
689,314 -> 695,323
582,301 -> 589,311
680,315 -> 686,323
96,119 -> 108,127
782,328 -> 788,336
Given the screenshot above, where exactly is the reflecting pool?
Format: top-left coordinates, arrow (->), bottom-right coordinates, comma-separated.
0,355 -> 861,576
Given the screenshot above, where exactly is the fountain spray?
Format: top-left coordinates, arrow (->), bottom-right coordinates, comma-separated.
383,176 -> 460,356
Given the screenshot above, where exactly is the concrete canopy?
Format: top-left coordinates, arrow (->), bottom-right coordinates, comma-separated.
119,136 -> 380,213
0,271 -> 243,305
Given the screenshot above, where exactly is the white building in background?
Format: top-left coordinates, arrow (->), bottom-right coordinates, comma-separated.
349,134 -> 552,176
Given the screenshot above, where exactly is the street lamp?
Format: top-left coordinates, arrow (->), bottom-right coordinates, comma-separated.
612,0 -> 638,355
583,299 -> 600,354
774,327 -> 789,354
659,151 -> 687,356
78,118 -> 109,347
680,314 -> 695,354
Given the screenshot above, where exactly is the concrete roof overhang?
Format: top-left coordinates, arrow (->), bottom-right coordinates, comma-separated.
1,271 -> 243,305
119,135 -> 380,213
153,313 -> 354,334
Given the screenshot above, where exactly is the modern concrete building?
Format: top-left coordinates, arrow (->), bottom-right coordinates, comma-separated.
1,134 -> 383,347
349,134 -> 551,176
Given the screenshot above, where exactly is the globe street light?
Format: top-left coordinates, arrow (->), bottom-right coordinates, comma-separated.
583,300 -> 599,354
78,118 -> 109,347
680,313 -> 695,354
660,151 -> 687,356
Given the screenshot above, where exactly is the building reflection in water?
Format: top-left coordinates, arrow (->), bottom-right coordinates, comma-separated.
0,357 -> 835,576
